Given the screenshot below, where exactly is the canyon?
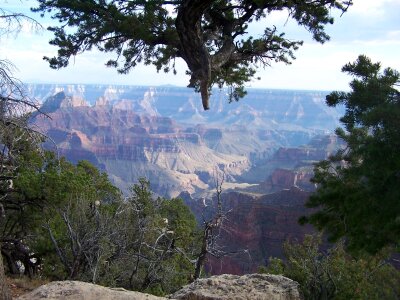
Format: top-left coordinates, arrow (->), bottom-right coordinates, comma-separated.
30,84 -> 341,197
29,84 -> 343,273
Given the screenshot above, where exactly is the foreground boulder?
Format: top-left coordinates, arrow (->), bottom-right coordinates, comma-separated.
16,281 -> 165,300
170,274 -> 301,300
17,274 -> 301,300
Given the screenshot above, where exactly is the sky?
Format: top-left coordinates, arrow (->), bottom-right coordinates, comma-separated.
0,0 -> 399,92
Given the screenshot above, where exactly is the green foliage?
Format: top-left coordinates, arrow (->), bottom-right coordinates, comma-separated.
300,55 -> 400,254
32,0 -> 352,109
1,148 -> 121,276
13,151 -> 119,210
1,18 -> 43,295
160,197 -> 197,246
263,235 -> 400,300
37,177 -> 198,295
260,257 -> 285,275
1,109 -> 199,294
115,178 -> 198,295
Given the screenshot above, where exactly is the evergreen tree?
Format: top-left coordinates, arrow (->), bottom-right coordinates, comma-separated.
24,174 -> 198,295
33,0 -> 352,109
0,8 -> 42,298
300,56 -> 400,254
1,151 -> 121,278
263,234 -> 400,299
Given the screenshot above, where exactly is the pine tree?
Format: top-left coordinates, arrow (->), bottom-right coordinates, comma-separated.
33,0 -> 352,109
300,55 -> 400,254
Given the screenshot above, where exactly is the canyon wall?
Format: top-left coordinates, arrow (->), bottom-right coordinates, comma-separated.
28,85 -> 345,274
31,86 -> 342,196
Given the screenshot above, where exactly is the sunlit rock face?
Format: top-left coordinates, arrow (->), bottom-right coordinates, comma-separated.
30,84 -> 342,197
32,92 -> 251,197
171,274 -> 301,300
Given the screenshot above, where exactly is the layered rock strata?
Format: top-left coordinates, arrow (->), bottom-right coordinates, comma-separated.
183,188 -> 314,275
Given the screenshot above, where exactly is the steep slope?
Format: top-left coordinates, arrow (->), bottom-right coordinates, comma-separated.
183,188 -> 314,275
238,134 -> 344,189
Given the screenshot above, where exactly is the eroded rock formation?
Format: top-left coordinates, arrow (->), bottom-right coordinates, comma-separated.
32,93 -> 250,196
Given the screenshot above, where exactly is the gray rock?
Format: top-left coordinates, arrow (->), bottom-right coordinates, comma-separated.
169,274 -> 301,300
17,280 -> 167,300
16,274 -> 301,300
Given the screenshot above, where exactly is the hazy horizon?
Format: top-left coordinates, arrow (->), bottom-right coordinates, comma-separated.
24,81 -> 334,93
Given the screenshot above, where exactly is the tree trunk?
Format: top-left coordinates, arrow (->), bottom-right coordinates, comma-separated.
193,223 -> 211,280
0,248 -> 12,300
176,0 -> 214,110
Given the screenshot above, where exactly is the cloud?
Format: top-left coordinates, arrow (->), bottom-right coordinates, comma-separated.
386,30 -> 400,39
1,0 -> 399,92
350,0 -> 400,17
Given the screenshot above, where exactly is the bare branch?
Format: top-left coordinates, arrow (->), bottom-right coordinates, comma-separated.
0,8 -> 43,38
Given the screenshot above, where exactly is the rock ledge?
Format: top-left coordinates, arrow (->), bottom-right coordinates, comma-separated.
170,274 -> 301,300
17,280 -> 164,300
17,274 -> 301,300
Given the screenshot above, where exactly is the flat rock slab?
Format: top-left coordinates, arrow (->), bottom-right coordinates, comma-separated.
17,280 -> 167,300
169,274 -> 301,300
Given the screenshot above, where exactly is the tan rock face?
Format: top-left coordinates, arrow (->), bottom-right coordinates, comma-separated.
169,274 -> 301,300
31,104 -> 250,196
17,281 -> 166,300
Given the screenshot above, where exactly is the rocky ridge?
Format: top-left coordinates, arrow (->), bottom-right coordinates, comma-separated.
32,92 -> 252,196
16,280 -> 165,300
30,86 -> 342,197
28,84 -> 342,131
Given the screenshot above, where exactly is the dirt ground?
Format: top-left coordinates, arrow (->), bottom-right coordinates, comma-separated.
6,276 -> 47,299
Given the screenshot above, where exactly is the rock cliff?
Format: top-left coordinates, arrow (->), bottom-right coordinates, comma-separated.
28,84 -> 342,131
29,86 -> 344,197
32,94 -> 251,196
237,134 -> 343,195
183,188 -> 314,274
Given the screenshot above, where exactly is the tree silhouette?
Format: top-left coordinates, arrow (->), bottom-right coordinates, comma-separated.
33,0 -> 352,109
